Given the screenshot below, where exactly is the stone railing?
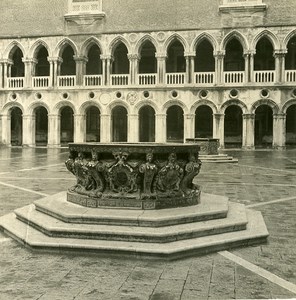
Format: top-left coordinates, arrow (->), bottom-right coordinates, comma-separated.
32,76 -> 50,88
57,75 -> 76,87
65,143 -> 201,209
111,74 -> 129,86
224,71 -> 244,84
7,77 -> 24,89
166,72 -> 186,85
194,72 -> 215,84
84,74 -> 103,86
138,73 -> 157,85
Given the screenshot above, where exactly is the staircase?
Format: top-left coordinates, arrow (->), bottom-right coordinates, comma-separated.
0,191 -> 268,260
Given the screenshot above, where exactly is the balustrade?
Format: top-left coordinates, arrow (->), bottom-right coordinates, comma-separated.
254,71 -> 275,83
57,75 -> 76,87
285,70 -> 296,82
194,72 -> 215,84
84,75 -> 103,86
166,73 -> 185,85
138,73 -> 157,85
32,76 -> 50,88
111,74 -> 129,86
224,71 -> 244,84
7,77 -> 24,89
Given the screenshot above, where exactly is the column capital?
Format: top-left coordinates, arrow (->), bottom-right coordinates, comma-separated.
184,52 -> 195,58
273,113 -> 286,119
273,49 -> 287,57
22,58 -> 38,64
242,113 -> 255,119
243,50 -> 255,57
47,56 -> 63,63
127,54 -> 141,61
155,52 -> 167,59
73,55 -> 88,63
214,50 -> 225,58
0,58 -> 13,65
100,54 -> 113,61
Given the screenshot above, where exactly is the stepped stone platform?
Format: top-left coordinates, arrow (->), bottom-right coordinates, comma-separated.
0,142 -> 267,259
0,191 -> 268,259
199,154 -> 238,163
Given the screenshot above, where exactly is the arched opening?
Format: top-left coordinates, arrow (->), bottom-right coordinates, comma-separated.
166,40 -> 185,73
139,41 -> 157,74
286,104 -> 296,146
86,44 -> 102,75
224,38 -> 244,71
254,37 -> 275,71
35,107 -> 48,146
60,45 -> 76,75
139,106 -> 155,142
112,43 -> 129,74
285,36 -> 296,70
10,47 -> 25,77
10,107 -> 23,146
86,106 -> 100,142
224,105 -> 243,148
255,105 -> 273,148
35,46 -> 50,76
60,106 -> 74,145
195,105 -> 213,138
195,40 -> 215,72
166,105 -> 184,143
112,106 -> 128,142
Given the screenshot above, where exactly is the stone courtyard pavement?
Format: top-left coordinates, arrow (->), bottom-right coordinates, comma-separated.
0,146 -> 295,300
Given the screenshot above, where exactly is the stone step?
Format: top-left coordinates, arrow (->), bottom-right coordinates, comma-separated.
0,208 -> 268,260
34,192 -> 229,227
199,154 -> 238,163
14,202 -> 247,243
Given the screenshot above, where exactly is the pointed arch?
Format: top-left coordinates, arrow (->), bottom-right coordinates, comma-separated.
54,38 -> 78,57
191,32 -> 218,53
283,29 -> 296,49
164,33 -> 189,54
108,36 -> 131,55
251,99 -> 279,114
221,30 -> 249,52
3,40 -> 26,59
29,39 -> 51,58
220,99 -> 248,114
135,34 -> 158,55
190,99 -> 218,115
251,30 -> 280,51
81,36 -> 103,56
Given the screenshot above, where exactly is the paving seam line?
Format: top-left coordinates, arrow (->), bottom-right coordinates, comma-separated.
0,181 -> 49,197
247,196 -> 296,208
219,251 -> 296,295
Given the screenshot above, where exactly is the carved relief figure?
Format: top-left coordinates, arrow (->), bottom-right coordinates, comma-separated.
156,152 -> 184,192
139,152 -> 157,196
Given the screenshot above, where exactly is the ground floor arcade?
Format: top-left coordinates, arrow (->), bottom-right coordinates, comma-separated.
2,101 -> 295,149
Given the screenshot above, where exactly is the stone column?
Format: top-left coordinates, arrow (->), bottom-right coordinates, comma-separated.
0,114 -> 11,145
274,50 -> 287,83
243,51 -> 250,83
155,53 -> 167,85
184,53 -> 195,84
0,61 -> 3,89
127,54 -> 140,85
249,51 -> 255,83
100,114 -> 111,142
184,113 -> 195,142
155,113 -> 166,142
47,57 -> 54,88
48,114 -> 61,148
242,113 -> 255,150
74,114 -> 85,143
74,55 -> 88,86
104,55 -> 113,86
48,57 -> 62,87
214,51 -> 225,85
100,54 -> 107,86
22,58 -> 37,88
22,114 -> 35,147
213,113 -> 224,148
128,114 -> 139,142
273,113 -> 286,149
2,59 -> 13,88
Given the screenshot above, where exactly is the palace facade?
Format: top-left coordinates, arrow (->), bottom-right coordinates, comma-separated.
1,0 -> 296,149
